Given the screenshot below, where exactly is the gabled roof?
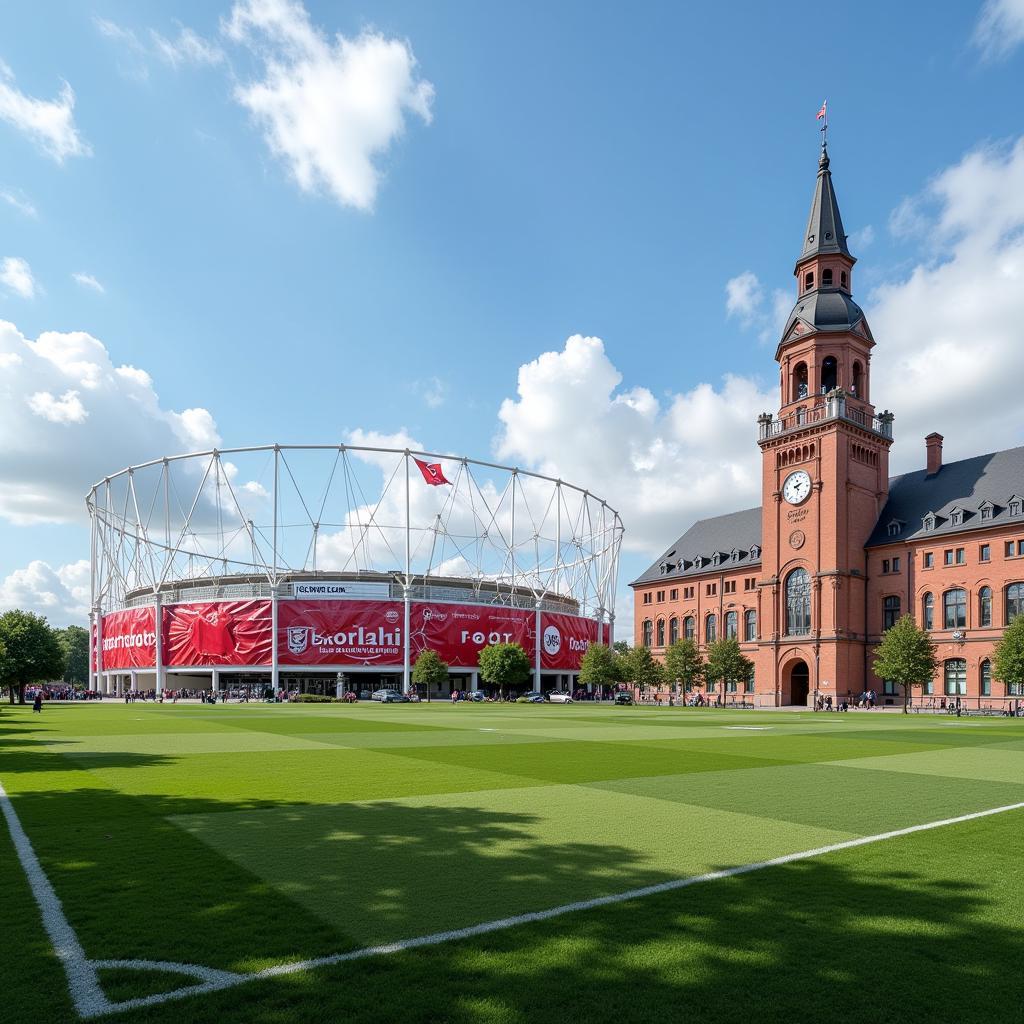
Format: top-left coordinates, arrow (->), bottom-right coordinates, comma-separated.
797,144 -> 853,267
868,445 -> 1024,546
631,507 -> 762,586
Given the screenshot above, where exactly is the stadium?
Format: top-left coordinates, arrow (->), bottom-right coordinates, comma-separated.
86,443 -> 624,698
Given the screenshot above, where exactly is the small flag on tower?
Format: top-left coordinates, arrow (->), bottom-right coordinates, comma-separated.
816,100 -> 827,121
414,457 -> 451,486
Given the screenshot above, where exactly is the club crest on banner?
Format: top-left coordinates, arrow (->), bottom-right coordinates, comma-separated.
287,626 -> 311,655
543,625 -> 562,656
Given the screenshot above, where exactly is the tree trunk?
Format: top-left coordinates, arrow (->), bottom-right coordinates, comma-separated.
17,682 -> 26,705
903,683 -> 909,714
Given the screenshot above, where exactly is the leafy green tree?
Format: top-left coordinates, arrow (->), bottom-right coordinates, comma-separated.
663,639 -> 704,697
412,649 -> 450,701
0,610 -> 66,705
612,640 -> 631,657
704,638 -> 753,702
56,625 -> 90,686
478,642 -> 532,699
622,645 -> 664,698
993,615 -> 1024,699
579,643 -> 622,693
872,614 -> 938,714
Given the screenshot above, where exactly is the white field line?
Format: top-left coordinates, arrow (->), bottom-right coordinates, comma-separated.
2,777 -> 1022,1019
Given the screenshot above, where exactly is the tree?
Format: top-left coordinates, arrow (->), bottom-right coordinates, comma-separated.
612,640 -> 631,657
622,645 -> 664,698
56,625 -> 90,686
579,643 -> 622,693
663,639 -> 704,698
478,642 -> 532,698
412,649 -> 450,701
872,614 -> 938,714
704,638 -> 753,703
993,615 -> 1024,700
0,610 -> 66,705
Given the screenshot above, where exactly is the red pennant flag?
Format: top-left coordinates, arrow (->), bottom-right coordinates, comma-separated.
414,457 -> 451,486
816,100 -> 827,121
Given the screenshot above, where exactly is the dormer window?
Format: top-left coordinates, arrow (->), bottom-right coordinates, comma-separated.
1011,499 -> 1022,517
950,509 -> 964,527
979,502 -> 994,521
804,271 -> 814,291
821,268 -> 833,287
887,521 -> 902,537
923,515 -> 936,532
731,548 -> 740,562
750,545 -> 761,559
711,552 -> 721,566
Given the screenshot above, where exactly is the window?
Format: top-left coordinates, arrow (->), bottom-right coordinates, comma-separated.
1011,500 -> 1022,517
821,356 -> 837,392
822,268 -> 833,286
724,581 -> 736,594
888,522 -> 900,537
670,588 -> 678,601
705,615 -> 717,643
883,595 -> 901,630
944,550 -> 954,566
981,506 -> 992,521
944,659 -> 967,696
883,679 -> 898,696
923,516 -> 936,532
744,609 -> 757,641
1019,541 -> 1024,557
943,588 -> 967,629
656,590 -> 665,602
669,616 -> 679,644
725,611 -> 738,639
882,559 -> 890,574
893,556 -> 901,572
726,678 -> 738,693
793,362 -> 809,401
852,361 -> 862,396
744,667 -> 755,694
951,510 -> 963,527
922,592 -> 934,630
980,544 -> 990,562
922,677 -> 934,696
642,620 -> 652,646
923,552 -> 934,568
955,548 -> 965,565
1007,583 -> 1024,623
643,592 -> 652,605
980,659 -> 991,697
979,587 -> 992,628
804,271 -> 814,291
706,583 -> 716,596
684,616 -> 695,641
840,270 -> 848,288
656,619 -> 665,647
785,568 -> 811,636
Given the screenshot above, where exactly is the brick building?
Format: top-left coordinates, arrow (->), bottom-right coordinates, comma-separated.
631,143 -> 1024,708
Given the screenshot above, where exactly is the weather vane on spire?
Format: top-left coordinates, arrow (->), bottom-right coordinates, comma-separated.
816,99 -> 828,147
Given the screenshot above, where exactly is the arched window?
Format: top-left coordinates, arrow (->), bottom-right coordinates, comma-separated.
1007,583 -> 1024,623
642,620 -> 653,647
785,568 -> 811,636
821,268 -> 833,286
852,361 -> 863,398
656,619 -> 665,647
922,592 -> 934,630
944,658 -> 967,696
980,659 -> 991,697
669,616 -> 679,644
684,616 -> 695,640
979,587 -> 992,628
793,362 -> 809,401
840,270 -> 848,288
705,614 -> 717,644
821,356 -> 837,392
804,271 -> 814,292
883,595 -> 901,630
943,588 -> 967,629
744,609 -> 757,641
725,611 -> 738,639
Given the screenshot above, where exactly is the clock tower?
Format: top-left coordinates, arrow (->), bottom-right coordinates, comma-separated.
754,142 -> 894,706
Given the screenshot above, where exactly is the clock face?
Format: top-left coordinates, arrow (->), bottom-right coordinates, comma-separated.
782,470 -> 812,505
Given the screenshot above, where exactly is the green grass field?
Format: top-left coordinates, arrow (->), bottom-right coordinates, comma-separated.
2,701 -> 1023,1023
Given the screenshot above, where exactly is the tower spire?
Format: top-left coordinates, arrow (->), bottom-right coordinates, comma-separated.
797,137 -> 852,268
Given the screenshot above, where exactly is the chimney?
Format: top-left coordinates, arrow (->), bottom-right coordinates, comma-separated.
925,432 -> 943,476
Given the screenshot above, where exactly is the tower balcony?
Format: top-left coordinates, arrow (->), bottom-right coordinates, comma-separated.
758,390 -> 893,442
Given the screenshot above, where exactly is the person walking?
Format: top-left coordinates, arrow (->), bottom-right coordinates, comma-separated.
32,691 -> 42,714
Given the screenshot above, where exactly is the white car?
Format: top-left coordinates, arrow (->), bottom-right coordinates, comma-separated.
371,689 -> 407,703
546,691 -> 573,703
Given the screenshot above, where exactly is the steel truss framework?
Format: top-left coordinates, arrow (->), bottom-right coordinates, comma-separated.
87,444 -> 624,690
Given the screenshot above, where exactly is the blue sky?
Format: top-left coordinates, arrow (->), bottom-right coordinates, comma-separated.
1,0 -> 1023,634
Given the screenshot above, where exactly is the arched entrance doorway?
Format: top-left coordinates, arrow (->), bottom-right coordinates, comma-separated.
786,660 -> 810,707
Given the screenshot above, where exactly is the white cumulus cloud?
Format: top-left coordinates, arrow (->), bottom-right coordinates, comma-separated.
0,256 -> 37,298
72,272 -> 105,294
0,61 -> 90,162
0,559 -> 90,624
223,0 -> 434,211
973,0 -> 1024,60
27,389 -> 88,425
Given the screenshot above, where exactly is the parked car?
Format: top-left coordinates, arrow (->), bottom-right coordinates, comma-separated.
546,691 -> 573,704
371,689 -> 407,703
525,692 -> 545,703
613,692 -> 634,706
468,691 -> 486,702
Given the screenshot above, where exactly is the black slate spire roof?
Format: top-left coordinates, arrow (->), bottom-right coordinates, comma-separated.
797,144 -> 853,267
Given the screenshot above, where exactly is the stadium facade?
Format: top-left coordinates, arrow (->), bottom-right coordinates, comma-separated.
632,142 -> 1024,708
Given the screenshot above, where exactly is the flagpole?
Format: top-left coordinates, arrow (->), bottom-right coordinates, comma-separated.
404,450 -> 412,697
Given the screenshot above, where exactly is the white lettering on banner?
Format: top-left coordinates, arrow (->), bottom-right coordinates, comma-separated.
291,582 -> 391,600
569,637 -> 590,653
101,631 -> 156,652
460,630 -> 513,646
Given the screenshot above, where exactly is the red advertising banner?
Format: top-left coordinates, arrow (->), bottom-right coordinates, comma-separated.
162,600 -> 272,667
100,606 -> 157,670
410,603 -> 535,668
540,612 -> 599,670
278,599 -> 404,666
